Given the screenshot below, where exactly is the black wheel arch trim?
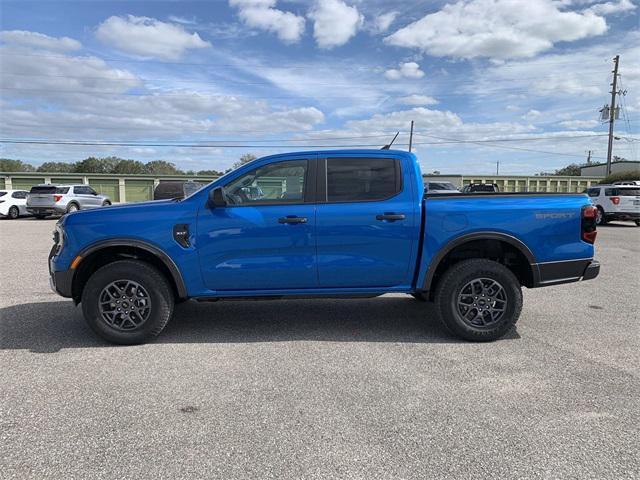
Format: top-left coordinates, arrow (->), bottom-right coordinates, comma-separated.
422,231 -> 538,291
76,238 -> 188,299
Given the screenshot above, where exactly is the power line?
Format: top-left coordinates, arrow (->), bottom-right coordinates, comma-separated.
0,71 -> 605,90
0,136 -> 622,159
0,133 -> 610,145
0,51 -> 608,69
1,85 -> 598,98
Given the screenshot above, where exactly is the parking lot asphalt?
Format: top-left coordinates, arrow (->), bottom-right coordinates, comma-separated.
1,218 -> 639,479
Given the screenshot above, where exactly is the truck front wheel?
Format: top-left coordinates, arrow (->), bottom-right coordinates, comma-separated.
81,260 -> 174,344
434,259 -> 522,342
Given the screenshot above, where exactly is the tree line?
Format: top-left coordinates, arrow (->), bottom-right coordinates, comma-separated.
0,154 -> 257,176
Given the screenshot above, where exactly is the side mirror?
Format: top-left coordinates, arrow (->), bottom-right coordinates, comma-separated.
209,187 -> 227,207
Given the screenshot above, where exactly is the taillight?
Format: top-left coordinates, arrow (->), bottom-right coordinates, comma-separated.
610,196 -> 620,205
581,205 -> 597,244
53,195 -> 63,202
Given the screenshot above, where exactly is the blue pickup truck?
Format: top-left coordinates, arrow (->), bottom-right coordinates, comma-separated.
49,150 -> 599,344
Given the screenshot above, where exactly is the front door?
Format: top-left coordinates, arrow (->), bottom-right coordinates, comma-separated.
197,158 -> 318,291
315,156 -> 418,288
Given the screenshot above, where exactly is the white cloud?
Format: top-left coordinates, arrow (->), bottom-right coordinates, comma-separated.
385,0 -> 608,59
0,44 -> 141,96
95,15 -> 211,60
309,0 -> 363,49
587,0 -> 636,15
372,11 -> 398,33
0,30 -> 81,51
559,119 -> 600,129
398,94 -> 438,106
229,0 -> 305,43
384,62 -> 425,80
522,109 -> 542,120
167,15 -> 198,25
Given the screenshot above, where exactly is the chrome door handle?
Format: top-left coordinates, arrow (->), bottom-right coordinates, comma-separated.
278,216 -> 308,224
376,213 -> 405,221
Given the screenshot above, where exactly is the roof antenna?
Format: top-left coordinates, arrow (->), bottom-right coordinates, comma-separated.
381,131 -> 399,150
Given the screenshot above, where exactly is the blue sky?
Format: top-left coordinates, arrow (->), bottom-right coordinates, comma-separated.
0,0 -> 638,174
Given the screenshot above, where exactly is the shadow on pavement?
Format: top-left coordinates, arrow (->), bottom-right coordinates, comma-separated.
0,297 -> 520,353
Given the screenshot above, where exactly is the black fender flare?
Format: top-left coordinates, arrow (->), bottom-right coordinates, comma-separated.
422,231 -> 538,291
76,238 -> 188,298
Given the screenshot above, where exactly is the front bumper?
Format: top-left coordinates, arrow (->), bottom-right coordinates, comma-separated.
48,245 -> 73,298
532,259 -> 600,287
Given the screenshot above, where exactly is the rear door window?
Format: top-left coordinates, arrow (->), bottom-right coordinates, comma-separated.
12,191 -> 28,199
326,157 -> 400,202
586,188 -> 600,197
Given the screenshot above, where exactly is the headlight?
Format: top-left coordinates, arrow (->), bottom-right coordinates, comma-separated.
53,223 -> 64,254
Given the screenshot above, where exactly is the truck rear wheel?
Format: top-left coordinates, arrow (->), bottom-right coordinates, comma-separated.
81,260 -> 174,344
434,259 -> 522,342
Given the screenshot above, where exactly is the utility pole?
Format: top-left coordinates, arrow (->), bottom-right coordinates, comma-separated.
586,150 -> 592,165
408,120 -> 414,152
496,161 -> 499,175
606,55 -> 620,176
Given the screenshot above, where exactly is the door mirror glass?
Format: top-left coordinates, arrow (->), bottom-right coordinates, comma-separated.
209,187 -> 227,207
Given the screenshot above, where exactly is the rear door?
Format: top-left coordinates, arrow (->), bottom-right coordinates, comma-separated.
315,155 -> 418,288
11,191 -> 29,214
74,186 -> 101,208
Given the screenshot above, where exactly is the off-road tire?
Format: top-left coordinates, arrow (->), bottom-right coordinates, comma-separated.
434,259 -> 522,342
81,260 -> 174,344
595,206 -> 607,225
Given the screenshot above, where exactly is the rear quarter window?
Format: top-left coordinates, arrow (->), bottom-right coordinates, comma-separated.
618,188 -> 640,196
56,187 -> 70,194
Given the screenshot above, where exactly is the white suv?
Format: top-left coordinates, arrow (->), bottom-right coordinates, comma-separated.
586,184 -> 640,226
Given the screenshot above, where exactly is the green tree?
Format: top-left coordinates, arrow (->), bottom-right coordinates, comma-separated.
232,153 -> 256,170
0,158 -> 35,172
197,169 -> 223,176
538,163 -> 584,176
73,157 -> 112,173
113,159 -> 146,174
144,160 -> 183,175
37,162 -> 76,173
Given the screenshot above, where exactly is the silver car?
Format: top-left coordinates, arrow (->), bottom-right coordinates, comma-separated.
27,184 -> 112,218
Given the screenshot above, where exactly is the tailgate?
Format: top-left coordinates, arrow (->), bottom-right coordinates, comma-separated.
27,186 -> 63,206
618,188 -> 640,212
